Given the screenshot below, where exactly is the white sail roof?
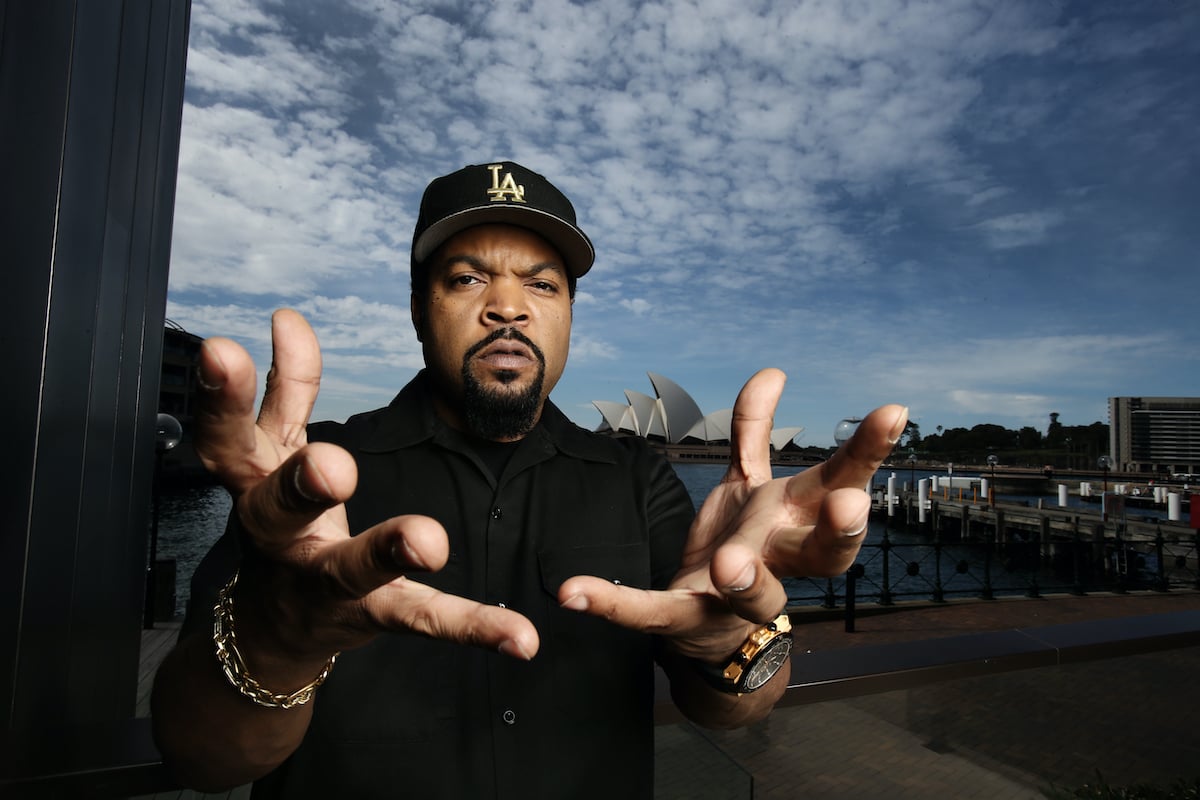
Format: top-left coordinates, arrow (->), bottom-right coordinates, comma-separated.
593,374 -> 804,448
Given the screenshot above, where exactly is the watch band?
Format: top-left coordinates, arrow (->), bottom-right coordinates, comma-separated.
697,612 -> 793,695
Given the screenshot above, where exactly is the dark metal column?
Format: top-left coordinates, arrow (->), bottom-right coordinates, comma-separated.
0,0 -> 190,757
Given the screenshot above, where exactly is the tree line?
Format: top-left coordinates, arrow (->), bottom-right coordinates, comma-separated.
896,416 -> 1109,469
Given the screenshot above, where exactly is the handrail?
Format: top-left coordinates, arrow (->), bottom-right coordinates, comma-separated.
776,608 -> 1200,708
652,607 -> 1200,722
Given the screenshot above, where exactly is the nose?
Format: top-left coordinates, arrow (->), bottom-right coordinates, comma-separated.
482,278 -> 529,326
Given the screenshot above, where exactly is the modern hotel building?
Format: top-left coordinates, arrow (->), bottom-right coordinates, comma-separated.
1109,397 -> 1200,476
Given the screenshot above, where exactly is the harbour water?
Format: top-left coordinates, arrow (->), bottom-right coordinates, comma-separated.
644,463 -> 1189,603
151,462 -> 1179,616
674,463 -> 1055,605
153,486 -> 231,617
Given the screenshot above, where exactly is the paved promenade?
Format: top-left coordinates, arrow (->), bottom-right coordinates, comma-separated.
656,590 -> 1200,800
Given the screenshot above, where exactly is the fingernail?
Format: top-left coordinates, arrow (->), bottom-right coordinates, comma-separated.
498,639 -> 533,661
292,455 -> 328,504
842,508 -> 870,537
560,594 -> 588,612
887,406 -> 910,445
726,563 -> 756,592
392,539 -> 427,570
196,342 -> 225,391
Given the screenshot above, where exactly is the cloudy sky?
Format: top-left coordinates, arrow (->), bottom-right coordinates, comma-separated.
166,0 -> 1199,446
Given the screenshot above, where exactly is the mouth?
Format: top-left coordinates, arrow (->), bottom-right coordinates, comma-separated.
473,339 -> 536,371
465,329 -> 546,380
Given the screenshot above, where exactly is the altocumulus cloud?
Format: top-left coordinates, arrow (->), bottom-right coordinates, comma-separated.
167,0 -> 1200,439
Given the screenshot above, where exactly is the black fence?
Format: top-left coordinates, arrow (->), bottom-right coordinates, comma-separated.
785,526 -> 1200,609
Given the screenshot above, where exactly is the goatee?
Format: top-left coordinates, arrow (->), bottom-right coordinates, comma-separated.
461,329 -> 546,440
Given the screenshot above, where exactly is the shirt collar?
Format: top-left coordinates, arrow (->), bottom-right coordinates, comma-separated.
359,370 -> 617,465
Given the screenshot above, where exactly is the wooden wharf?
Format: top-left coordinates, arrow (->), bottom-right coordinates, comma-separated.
878,491 -> 1192,540
873,491 -> 1198,583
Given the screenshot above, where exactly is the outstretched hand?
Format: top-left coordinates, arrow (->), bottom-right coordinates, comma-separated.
194,309 -> 539,679
559,369 -> 906,667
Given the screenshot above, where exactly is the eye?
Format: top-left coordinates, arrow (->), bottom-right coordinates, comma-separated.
529,279 -> 558,294
450,273 -> 482,287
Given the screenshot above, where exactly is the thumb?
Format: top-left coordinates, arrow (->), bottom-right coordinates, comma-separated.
727,369 -> 786,486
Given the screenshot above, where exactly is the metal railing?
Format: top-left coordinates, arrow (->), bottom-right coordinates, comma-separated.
785,525 -> 1200,611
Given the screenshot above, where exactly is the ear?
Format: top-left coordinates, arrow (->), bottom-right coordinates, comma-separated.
410,292 -> 424,342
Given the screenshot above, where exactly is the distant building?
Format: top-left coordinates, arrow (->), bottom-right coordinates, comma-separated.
594,372 -> 804,450
1109,397 -> 1200,475
158,321 -> 208,481
159,320 -> 203,427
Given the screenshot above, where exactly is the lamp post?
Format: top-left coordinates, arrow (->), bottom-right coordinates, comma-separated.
145,413 -> 182,629
1097,454 -> 1113,494
832,417 -> 864,618
836,417 -> 866,489
833,417 -> 861,449
987,454 -> 998,507
1097,454 -> 1114,523
908,451 -> 917,493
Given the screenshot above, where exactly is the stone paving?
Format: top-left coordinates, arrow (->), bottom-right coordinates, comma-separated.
654,591 -> 1200,799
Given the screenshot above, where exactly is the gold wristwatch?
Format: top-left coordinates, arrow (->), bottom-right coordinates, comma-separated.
702,612 -> 793,694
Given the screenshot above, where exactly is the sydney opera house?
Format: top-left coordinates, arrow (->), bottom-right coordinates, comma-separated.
592,372 -> 805,452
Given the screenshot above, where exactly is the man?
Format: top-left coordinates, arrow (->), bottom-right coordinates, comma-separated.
152,161 -> 907,798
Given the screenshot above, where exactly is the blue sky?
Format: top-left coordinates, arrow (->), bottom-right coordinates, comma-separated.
166,0 -> 1199,446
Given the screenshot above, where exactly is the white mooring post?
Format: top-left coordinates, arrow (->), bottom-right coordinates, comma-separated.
887,473 -> 897,517
918,478 -> 929,524
1168,493 -> 1181,522
1058,484 -> 1069,507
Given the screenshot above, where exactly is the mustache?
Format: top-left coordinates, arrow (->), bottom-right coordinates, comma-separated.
464,327 -> 546,366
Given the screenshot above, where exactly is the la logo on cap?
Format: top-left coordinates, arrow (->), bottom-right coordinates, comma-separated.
486,164 -> 526,204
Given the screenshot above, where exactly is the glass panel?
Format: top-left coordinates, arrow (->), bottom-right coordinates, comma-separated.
655,722 -> 753,800
682,645 -> 1200,798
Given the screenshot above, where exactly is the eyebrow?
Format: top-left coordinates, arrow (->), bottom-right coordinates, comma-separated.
438,254 -> 567,280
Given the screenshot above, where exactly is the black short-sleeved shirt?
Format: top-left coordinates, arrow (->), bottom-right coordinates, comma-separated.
185,372 -> 695,799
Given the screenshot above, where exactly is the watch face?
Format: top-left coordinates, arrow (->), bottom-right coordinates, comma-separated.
741,635 -> 792,692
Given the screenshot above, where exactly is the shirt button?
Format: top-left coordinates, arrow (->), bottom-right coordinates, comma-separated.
491,507 -> 502,520
502,709 -> 516,725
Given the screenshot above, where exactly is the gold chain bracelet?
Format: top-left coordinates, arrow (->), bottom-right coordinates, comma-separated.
213,570 -> 339,709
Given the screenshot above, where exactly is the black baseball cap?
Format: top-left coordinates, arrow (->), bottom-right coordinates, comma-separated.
411,161 -> 595,278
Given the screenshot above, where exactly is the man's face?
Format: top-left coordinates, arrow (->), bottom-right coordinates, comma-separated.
413,223 -> 574,440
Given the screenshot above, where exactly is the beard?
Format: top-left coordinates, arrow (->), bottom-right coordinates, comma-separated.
460,328 -> 547,441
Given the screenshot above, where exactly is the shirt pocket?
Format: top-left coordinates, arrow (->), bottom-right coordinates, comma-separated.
537,542 -> 652,595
